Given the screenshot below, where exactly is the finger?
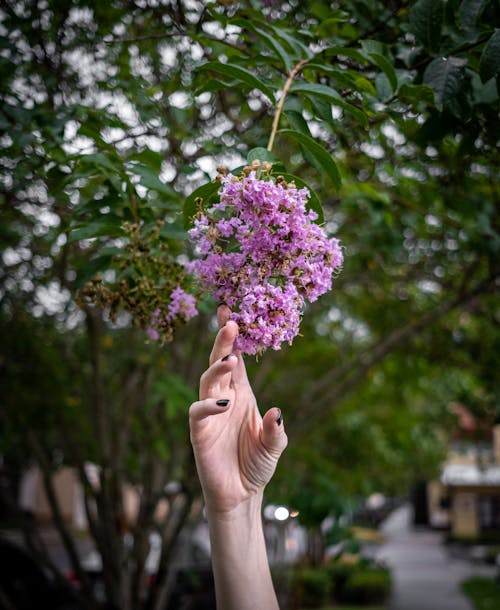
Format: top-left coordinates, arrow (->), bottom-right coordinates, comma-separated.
231,350 -> 251,386
209,320 -> 239,365
261,407 -> 288,457
217,303 -> 231,329
189,398 -> 231,424
200,353 -> 237,398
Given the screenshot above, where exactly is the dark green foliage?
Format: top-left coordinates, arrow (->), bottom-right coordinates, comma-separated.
291,567 -> 333,608
341,567 -> 392,605
462,576 -> 500,610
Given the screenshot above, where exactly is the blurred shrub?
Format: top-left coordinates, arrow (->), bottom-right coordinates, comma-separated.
290,567 -> 332,608
340,566 -> 391,604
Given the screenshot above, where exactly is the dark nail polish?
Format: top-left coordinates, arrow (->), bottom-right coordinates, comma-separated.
217,301 -> 227,308
221,354 -> 231,362
276,409 -> 283,426
216,399 -> 229,407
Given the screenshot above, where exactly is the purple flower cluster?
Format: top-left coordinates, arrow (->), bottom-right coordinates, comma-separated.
146,286 -> 198,341
188,169 -> 343,354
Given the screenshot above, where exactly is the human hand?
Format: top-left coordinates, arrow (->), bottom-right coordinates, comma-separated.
189,305 -> 288,514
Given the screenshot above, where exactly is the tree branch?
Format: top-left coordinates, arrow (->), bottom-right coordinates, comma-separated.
290,269 -> 499,436
24,429 -> 96,608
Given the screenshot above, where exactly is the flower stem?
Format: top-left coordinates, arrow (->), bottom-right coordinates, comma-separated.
267,59 -> 309,153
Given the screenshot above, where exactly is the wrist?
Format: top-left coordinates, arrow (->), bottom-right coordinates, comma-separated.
204,489 -> 264,524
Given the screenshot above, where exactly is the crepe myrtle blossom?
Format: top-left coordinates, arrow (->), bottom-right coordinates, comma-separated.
146,286 -> 198,341
188,166 -> 343,355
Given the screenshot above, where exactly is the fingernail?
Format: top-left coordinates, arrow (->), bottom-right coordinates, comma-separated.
276,409 -> 283,426
216,399 -> 230,407
221,353 -> 231,362
217,301 -> 227,308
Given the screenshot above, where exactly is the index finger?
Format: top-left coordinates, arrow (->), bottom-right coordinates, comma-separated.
217,303 -> 231,329
209,320 -> 239,365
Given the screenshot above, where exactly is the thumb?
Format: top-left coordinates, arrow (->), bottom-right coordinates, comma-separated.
261,407 -> 288,458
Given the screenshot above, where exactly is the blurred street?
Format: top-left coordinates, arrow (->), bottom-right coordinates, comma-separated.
376,504 -> 496,610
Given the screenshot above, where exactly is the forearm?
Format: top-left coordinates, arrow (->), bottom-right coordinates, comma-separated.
206,493 -> 279,610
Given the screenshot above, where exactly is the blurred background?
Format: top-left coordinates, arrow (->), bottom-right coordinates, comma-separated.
0,1 -> 498,609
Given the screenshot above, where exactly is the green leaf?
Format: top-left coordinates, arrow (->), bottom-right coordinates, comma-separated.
409,0 -> 444,52
68,221 -> 124,243
290,82 -> 368,128
279,129 -> 341,189
284,111 -> 317,166
319,47 -> 367,64
284,111 -> 312,137
398,83 -> 435,105
423,57 -> 467,110
365,52 -> 398,92
197,62 -> 275,102
159,222 -> 188,240
375,72 -> 393,101
458,0 -> 489,29
194,78 -> 228,96
471,71 -> 499,104
247,147 -> 277,164
183,181 -> 221,230
263,23 -> 311,57
77,152 -> 120,173
316,12 -> 350,38
74,253 -> 117,287
479,29 -> 500,83
129,163 -> 179,201
233,20 -> 293,72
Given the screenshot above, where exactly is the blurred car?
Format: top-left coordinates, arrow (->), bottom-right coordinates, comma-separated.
0,537 -> 80,610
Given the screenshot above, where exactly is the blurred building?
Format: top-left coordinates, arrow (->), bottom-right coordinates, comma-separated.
427,405 -> 500,538
18,463 -> 157,530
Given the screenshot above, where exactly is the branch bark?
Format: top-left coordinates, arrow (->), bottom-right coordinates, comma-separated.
24,429 -> 97,609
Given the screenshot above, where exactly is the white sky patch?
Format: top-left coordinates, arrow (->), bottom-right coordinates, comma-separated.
399,167 -> 426,181
470,163 -> 489,175
202,21 -> 241,41
377,170 -> 397,186
35,281 -> 71,315
137,134 -> 164,152
182,141 -> 198,156
328,307 -> 342,322
331,106 -> 343,120
67,7 -> 94,26
66,307 -> 85,330
160,44 -> 177,69
196,92 -> 211,105
417,279 -> 441,294
248,98 -> 263,111
65,48 -> 114,88
343,317 -> 370,339
190,42 -> 204,60
425,214 -> 441,228
3,247 -> 23,266
160,161 -> 177,182
19,203 -> 60,228
381,123 -> 405,145
360,142 -> 385,159
169,91 -> 190,109
196,156 -> 217,175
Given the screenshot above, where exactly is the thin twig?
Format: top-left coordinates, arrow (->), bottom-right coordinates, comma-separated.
267,59 -> 309,153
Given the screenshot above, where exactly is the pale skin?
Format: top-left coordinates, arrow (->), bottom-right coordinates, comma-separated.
189,305 -> 288,610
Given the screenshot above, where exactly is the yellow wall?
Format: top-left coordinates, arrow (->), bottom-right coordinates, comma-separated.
451,491 -> 478,537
